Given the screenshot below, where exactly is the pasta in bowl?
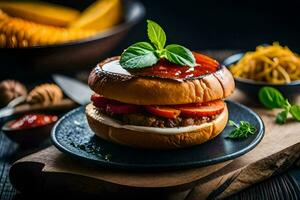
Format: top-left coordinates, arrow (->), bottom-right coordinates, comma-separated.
223,43 -> 300,99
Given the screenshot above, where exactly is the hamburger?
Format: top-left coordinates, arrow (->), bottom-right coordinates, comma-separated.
86,20 -> 235,149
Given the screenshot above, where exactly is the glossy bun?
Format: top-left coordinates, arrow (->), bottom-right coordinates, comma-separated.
88,57 -> 235,105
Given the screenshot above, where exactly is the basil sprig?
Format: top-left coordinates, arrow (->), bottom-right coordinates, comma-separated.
259,86 -> 300,124
227,120 -> 257,139
120,20 -> 196,69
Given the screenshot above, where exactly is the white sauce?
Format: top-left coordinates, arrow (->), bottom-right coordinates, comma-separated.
100,60 -> 131,75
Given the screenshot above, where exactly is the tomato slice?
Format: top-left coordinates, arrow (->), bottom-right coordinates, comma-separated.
91,95 -> 224,118
145,106 -> 181,119
106,104 -> 140,114
91,94 -> 111,108
193,52 -> 219,68
91,94 -> 140,114
176,100 -> 225,117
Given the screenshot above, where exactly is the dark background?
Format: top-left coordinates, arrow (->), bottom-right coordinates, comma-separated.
53,0 -> 300,52
1,0 -> 300,80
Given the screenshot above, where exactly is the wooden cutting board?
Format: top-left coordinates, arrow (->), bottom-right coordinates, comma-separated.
9,90 -> 300,199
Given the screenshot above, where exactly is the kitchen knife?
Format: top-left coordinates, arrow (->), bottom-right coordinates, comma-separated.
0,99 -> 76,120
52,74 -> 92,105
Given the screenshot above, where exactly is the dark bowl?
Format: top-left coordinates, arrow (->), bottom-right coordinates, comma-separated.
0,0 -> 145,78
2,120 -> 56,148
223,53 -> 300,101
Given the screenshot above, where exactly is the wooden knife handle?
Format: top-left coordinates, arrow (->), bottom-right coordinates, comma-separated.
13,99 -> 77,115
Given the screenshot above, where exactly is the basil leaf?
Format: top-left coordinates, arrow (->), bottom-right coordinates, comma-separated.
276,110 -> 288,124
258,87 -> 285,109
290,105 -> 300,121
120,42 -> 158,69
147,20 -> 166,50
163,44 -> 196,67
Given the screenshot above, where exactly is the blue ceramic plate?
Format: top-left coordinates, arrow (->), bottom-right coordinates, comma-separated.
51,100 -> 264,170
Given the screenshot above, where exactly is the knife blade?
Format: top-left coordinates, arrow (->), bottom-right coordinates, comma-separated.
0,107 -> 14,120
52,74 -> 92,105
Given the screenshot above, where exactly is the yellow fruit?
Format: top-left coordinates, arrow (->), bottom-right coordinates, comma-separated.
69,0 -> 122,31
0,1 -> 80,27
0,10 -> 96,47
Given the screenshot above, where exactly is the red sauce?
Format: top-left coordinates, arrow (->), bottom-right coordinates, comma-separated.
8,114 -> 58,130
129,52 -> 219,79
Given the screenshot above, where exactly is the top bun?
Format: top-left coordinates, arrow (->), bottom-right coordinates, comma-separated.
88,57 -> 235,105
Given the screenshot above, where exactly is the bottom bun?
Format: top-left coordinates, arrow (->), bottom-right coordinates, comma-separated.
85,103 -> 228,149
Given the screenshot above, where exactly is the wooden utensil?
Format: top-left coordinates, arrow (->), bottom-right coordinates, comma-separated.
0,99 -> 76,120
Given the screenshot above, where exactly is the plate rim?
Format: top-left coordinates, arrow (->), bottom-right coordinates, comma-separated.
51,100 -> 265,169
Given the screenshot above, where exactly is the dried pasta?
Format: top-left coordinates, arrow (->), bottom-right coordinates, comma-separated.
229,43 -> 300,84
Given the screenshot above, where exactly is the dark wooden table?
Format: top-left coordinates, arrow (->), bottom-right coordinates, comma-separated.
0,133 -> 18,199
0,131 -> 55,200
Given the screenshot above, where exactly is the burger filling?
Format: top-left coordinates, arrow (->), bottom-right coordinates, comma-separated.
91,94 -> 225,128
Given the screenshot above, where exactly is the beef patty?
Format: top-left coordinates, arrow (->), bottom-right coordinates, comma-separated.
95,107 -> 218,128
